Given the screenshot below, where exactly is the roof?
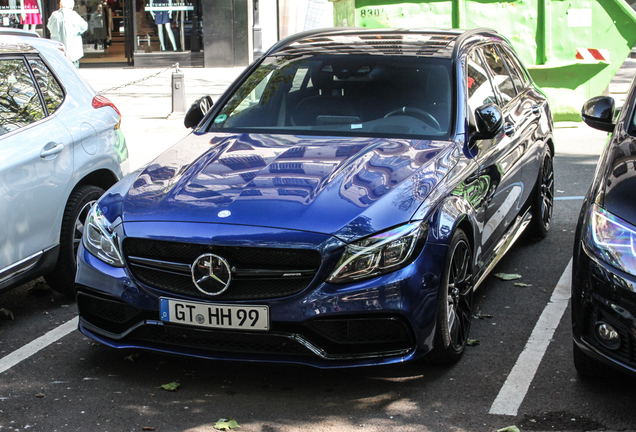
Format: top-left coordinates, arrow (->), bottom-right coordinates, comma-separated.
268,28 -> 500,59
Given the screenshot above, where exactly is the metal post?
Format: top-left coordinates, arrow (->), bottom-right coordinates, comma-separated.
253,0 -> 263,60
172,64 -> 186,114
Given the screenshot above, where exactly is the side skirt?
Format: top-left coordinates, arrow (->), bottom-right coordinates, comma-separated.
473,209 -> 532,291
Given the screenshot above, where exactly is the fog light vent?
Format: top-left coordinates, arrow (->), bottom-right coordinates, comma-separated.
595,322 -> 621,350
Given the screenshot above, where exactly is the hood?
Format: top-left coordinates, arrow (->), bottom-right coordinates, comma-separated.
121,133 -> 456,241
603,133 -> 636,226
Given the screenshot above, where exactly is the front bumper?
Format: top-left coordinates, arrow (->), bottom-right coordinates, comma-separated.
75,239 -> 449,369
572,242 -> 636,377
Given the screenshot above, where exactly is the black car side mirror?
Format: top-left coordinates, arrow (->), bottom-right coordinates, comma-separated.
581,96 -> 615,133
184,95 -> 214,129
469,103 -> 504,144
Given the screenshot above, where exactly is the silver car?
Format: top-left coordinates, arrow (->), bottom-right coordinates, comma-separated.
0,29 -> 128,295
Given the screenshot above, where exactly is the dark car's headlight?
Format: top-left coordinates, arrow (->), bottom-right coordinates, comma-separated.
327,222 -> 427,284
83,205 -> 125,267
587,204 -> 636,277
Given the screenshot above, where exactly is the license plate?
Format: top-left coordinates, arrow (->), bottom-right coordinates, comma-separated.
160,298 -> 269,331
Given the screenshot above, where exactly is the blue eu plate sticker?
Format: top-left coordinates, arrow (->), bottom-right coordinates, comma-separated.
160,298 -> 170,321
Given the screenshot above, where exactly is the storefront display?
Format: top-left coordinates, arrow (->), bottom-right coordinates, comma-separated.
0,0 -> 43,31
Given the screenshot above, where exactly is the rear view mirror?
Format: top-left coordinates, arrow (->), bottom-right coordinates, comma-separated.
581,96 -> 615,133
184,95 -> 214,129
470,103 -> 503,142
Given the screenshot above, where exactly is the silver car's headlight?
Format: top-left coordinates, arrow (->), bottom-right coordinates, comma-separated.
587,204 -> 636,277
327,222 -> 427,284
83,204 -> 125,267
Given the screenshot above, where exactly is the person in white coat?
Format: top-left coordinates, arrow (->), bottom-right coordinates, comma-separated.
47,0 -> 88,68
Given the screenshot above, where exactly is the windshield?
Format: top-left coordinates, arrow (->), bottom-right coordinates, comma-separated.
208,55 -> 453,139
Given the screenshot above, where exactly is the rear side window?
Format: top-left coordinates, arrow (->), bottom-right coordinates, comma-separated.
480,44 -> 517,105
0,59 -> 45,137
28,57 -> 64,114
466,49 -> 497,113
499,47 -> 528,93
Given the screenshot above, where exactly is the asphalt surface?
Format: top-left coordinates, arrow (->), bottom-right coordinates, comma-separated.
0,60 -> 635,432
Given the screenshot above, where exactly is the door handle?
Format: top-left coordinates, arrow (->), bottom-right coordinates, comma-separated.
504,124 -> 515,137
40,143 -> 64,158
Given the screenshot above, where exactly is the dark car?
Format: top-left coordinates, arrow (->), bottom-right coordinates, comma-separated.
75,27 -> 554,368
573,82 -> 636,378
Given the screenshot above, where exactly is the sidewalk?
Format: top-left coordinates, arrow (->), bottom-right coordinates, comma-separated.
78,66 -> 244,171
77,57 -> 636,172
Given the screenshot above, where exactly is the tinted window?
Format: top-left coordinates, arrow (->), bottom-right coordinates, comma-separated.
0,59 -> 45,137
467,49 -> 497,113
499,47 -> 527,93
209,55 -> 453,139
28,57 -> 64,114
480,45 -> 516,105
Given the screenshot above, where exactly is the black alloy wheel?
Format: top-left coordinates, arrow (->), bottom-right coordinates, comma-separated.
529,149 -> 554,239
428,229 -> 474,365
45,185 -> 105,296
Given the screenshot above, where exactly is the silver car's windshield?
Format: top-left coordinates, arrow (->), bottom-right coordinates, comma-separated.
208,55 -> 453,139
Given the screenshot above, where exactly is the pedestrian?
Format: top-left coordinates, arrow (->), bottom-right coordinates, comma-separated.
47,0 -> 88,68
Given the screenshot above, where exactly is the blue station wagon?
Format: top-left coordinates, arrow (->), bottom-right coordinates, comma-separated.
75,28 -> 554,368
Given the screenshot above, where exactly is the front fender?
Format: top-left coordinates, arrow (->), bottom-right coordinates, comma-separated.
426,195 -> 477,246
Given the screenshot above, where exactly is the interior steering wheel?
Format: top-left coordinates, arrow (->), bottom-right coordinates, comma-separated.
384,107 -> 441,131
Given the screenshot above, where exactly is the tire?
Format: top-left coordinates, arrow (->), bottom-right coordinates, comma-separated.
528,149 -> 554,240
427,229 -> 474,365
45,185 -> 105,295
573,342 -> 620,379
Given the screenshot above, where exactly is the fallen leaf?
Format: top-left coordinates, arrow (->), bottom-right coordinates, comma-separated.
493,273 -> 522,281
214,418 -> 240,431
467,339 -> 480,346
28,281 -> 53,296
497,427 -> 520,432
473,307 -> 493,319
142,427 -> 156,431
0,308 -> 14,320
160,381 -> 180,391
514,283 -> 529,287
34,393 -> 45,398
125,353 -> 141,362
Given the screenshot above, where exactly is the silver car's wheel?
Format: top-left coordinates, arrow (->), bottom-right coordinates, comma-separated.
45,185 -> 104,295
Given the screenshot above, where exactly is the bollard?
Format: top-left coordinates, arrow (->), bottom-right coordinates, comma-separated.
172,67 -> 186,114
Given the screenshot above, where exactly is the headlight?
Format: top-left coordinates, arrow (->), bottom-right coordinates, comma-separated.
327,222 -> 427,284
587,204 -> 636,277
83,204 -> 125,267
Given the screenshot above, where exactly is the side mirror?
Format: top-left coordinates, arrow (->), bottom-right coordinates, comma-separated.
184,95 -> 214,129
581,96 -> 615,133
470,103 -> 504,142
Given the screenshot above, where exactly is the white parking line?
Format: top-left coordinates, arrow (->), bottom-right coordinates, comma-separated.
0,317 -> 78,375
489,259 -> 572,416
554,196 -> 585,201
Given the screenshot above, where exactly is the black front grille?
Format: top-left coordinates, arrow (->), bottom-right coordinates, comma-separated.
128,325 -> 314,356
132,266 -> 312,300
77,291 -> 155,335
122,315 -> 413,359
306,317 -> 411,345
123,238 -> 322,300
